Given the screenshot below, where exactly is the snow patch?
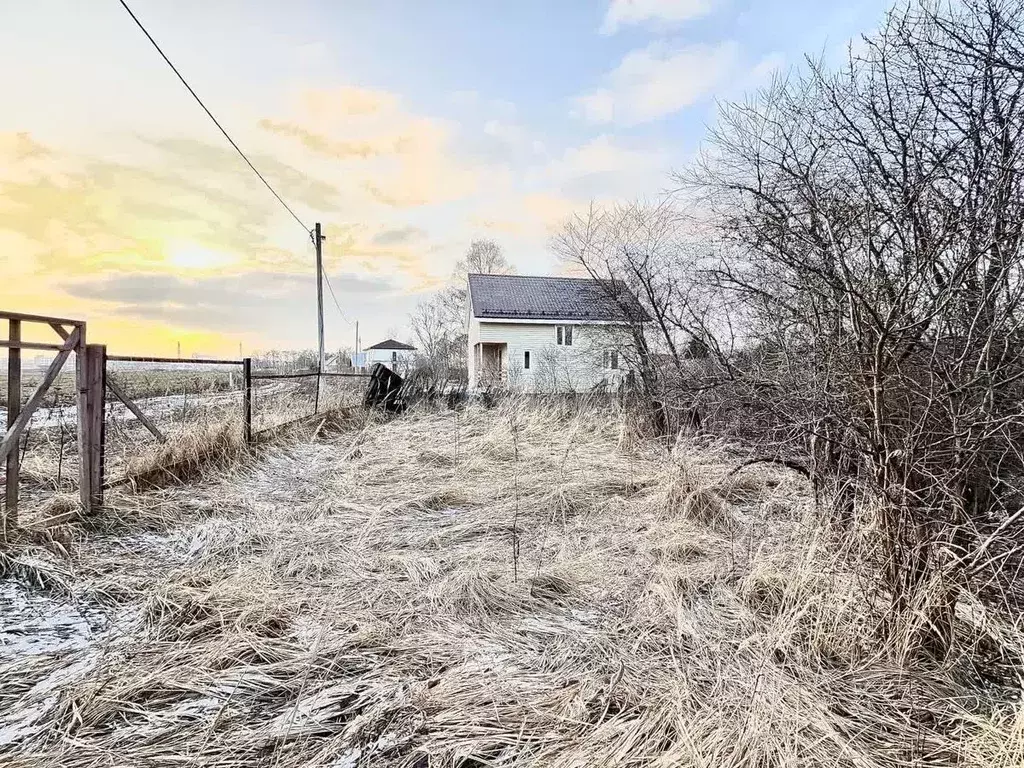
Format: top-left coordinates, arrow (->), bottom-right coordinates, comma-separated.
0,581 -> 106,657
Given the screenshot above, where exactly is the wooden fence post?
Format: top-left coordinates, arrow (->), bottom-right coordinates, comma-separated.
4,318 -> 21,537
243,357 -> 252,446
76,327 -> 88,513
80,344 -> 106,514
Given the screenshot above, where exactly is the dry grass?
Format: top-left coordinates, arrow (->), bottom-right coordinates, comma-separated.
121,417 -> 247,490
1,399 -> 1022,766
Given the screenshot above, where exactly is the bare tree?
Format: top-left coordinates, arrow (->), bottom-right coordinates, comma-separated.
440,239 -> 515,331
679,0 -> 1024,654
553,201 -> 739,433
410,239 -> 515,380
458,239 -> 515,279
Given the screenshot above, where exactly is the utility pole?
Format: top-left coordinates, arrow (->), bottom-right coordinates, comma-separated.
314,222 -> 325,412
315,222 -> 325,373
355,320 -> 359,370
176,341 -> 181,359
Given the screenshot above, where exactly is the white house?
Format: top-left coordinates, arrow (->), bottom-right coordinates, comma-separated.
466,274 -> 648,393
356,339 -> 417,373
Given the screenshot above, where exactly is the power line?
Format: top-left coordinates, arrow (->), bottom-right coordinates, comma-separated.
322,272 -> 355,326
117,0 -> 309,234
310,229 -> 353,327
118,1 -> 353,346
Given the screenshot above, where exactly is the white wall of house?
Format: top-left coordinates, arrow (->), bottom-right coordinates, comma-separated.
467,318 -> 633,393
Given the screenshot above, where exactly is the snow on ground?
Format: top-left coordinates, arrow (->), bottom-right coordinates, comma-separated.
0,581 -> 106,658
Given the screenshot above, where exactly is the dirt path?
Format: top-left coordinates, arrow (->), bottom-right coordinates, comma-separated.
0,405 -> 1015,767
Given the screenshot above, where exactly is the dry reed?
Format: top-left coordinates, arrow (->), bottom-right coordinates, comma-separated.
1,400 -> 1021,766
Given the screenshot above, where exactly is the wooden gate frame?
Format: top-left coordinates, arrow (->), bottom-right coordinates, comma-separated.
1,311 -> 105,537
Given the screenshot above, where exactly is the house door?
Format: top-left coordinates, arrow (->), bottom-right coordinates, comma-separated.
478,343 -> 506,386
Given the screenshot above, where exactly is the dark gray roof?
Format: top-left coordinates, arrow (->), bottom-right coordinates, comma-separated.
468,274 -> 648,322
366,339 -> 416,351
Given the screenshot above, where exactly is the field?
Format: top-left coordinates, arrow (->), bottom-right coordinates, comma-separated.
0,365 -> 365,510
0,367 -> 239,409
2,401 -> 1023,766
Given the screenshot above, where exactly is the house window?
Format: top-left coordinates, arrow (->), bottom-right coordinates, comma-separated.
391,351 -> 397,363
556,325 -> 573,346
603,349 -> 619,370
524,350 -> 531,370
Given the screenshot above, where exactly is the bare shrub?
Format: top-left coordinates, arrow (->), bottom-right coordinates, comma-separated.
552,0 -> 1024,658
680,0 -> 1024,655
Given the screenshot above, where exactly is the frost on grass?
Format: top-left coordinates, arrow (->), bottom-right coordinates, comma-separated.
0,581 -> 105,658
0,581 -> 108,747
1,402 -> 1023,766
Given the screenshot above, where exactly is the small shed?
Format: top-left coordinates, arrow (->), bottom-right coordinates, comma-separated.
360,339 -> 417,372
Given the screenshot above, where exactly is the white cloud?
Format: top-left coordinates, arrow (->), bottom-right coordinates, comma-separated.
483,119 -> 524,144
482,119 -> 546,154
574,90 -> 615,123
449,91 -> 517,119
573,41 -> 739,125
556,135 -> 667,176
536,135 -> 672,199
746,53 -> 785,88
601,0 -> 717,34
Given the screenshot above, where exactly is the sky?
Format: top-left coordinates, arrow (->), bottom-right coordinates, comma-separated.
0,0 -> 892,357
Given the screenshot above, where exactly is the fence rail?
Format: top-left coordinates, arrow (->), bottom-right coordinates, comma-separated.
244,362 -> 370,440
108,355 -> 245,366
250,370 -> 369,380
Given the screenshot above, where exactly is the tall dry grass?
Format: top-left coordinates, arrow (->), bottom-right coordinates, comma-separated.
1,398 -> 1022,766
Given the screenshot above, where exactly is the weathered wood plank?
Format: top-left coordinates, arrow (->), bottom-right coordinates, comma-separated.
0,310 -> 83,327
243,358 -> 252,446
49,321 -> 73,340
0,326 -> 80,466
76,326 -> 88,511
81,344 -> 106,514
0,340 -> 70,352
106,373 -> 166,442
4,319 -> 21,536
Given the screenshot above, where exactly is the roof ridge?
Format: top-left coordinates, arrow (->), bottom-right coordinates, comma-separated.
467,273 -> 609,282
366,338 -> 416,350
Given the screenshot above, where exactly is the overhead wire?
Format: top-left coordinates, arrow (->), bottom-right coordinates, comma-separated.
117,0 -> 310,235
119,0 -> 355,331
322,272 -> 355,326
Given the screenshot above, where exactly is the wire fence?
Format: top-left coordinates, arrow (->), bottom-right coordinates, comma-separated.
103,359 -> 245,485
1,352 -> 373,514
0,367 -> 80,512
250,370 -> 368,434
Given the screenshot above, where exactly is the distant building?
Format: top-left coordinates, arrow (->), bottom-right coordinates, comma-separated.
466,273 -> 648,393
356,339 -> 417,373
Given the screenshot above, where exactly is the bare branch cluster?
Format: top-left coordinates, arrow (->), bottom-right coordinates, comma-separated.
409,239 -> 515,386
556,0 -> 1024,656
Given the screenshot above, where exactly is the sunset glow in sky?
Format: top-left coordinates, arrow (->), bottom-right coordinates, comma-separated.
1,0 -> 890,357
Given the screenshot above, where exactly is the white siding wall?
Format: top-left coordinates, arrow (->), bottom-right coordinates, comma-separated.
469,320 -> 633,393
